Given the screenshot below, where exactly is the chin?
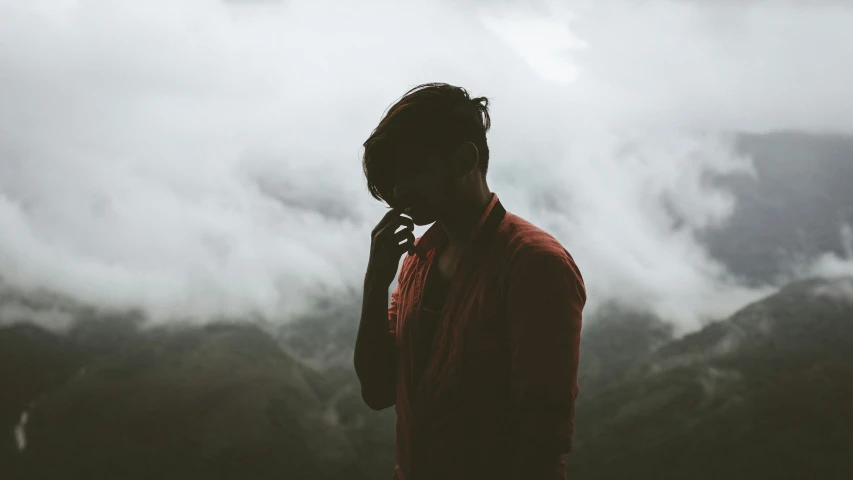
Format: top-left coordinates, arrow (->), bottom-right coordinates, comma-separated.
410,214 -> 431,226
408,209 -> 435,226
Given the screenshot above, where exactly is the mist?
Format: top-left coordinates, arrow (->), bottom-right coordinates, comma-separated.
1,0 -> 852,332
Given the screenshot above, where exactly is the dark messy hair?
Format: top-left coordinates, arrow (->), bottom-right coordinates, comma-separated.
361,82 -> 491,204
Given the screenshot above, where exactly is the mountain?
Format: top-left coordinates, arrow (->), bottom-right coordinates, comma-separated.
2,276 -> 852,479
566,276 -> 853,479
0,311 -> 386,480
274,293 -> 397,477
577,303 -> 674,399
0,323 -> 84,467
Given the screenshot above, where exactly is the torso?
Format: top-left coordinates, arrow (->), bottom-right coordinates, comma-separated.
393,201 -> 582,480
435,245 -> 460,282
410,243 -> 456,395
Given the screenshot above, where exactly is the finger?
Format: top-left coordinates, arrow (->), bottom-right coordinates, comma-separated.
380,214 -> 414,237
404,230 -> 416,255
377,207 -> 406,230
393,215 -> 415,233
399,235 -> 416,256
394,227 -> 415,243
375,211 -> 411,237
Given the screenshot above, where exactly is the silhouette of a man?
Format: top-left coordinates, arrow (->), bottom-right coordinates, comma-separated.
354,83 -> 586,480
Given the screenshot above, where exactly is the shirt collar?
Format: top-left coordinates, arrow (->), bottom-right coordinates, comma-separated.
410,192 -> 501,261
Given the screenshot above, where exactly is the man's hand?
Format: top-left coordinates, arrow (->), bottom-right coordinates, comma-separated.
366,207 -> 415,287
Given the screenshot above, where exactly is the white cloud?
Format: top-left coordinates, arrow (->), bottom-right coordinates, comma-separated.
800,224 -> 853,282
0,0 -> 851,329
481,5 -> 587,84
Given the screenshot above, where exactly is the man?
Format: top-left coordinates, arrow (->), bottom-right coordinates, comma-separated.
353,82 -> 586,480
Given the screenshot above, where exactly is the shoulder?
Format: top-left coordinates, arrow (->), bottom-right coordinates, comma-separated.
502,213 -> 580,267
501,212 -> 585,296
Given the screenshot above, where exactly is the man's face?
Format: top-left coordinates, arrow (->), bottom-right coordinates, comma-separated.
390,152 -> 453,226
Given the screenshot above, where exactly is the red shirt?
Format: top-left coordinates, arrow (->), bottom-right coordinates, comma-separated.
388,192 -> 586,480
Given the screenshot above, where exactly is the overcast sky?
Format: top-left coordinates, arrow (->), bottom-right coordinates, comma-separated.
1,0 -> 852,332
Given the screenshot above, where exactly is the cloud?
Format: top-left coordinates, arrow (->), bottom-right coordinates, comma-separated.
810,276 -> 853,304
800,224 -> 853,283
0,0 -> 851,330
0,300 -> 76,332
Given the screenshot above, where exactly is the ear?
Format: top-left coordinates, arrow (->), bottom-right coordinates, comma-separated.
454,142 -> 479,177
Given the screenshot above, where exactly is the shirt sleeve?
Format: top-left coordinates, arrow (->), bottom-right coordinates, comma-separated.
506,250 -> 586,458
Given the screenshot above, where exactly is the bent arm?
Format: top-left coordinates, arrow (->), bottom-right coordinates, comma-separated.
353,274 -> 400,411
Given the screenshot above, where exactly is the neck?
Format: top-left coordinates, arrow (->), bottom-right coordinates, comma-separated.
438,182 -> 492,251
